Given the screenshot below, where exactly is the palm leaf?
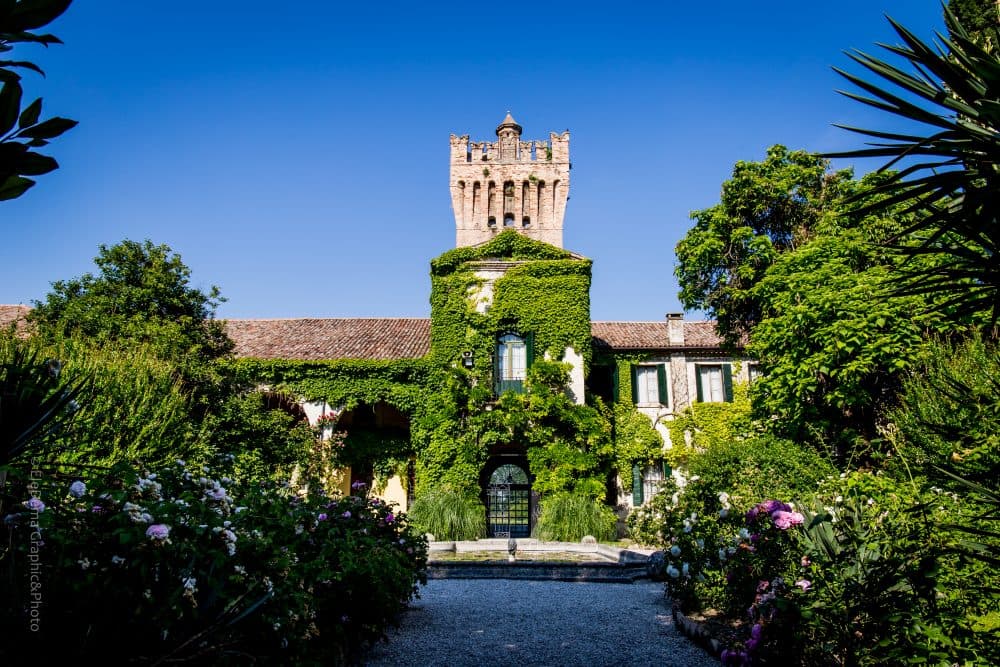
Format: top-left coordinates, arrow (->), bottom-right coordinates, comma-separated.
826,7 -> 1000,324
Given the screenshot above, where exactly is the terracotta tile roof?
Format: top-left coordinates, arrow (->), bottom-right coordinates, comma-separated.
591,321 -> 670,350
590,320 -> 729,351
0,305 -> 730,359
0,304 -> 31,333
224,318 -> 432,360
682,320 -> 728,348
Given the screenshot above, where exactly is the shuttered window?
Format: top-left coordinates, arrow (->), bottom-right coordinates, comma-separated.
630,364 -> 670,407
695,363 -> 734,403
632,461 -> 672,505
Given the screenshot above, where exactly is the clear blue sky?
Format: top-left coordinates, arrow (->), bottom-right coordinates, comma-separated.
0,1 -> 947,320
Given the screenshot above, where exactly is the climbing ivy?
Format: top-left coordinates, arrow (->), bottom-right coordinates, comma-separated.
225,358 -> 434,414
418,230 -> 607,497
226,231 -> 678,510
606,353 -> 671,490
663,378 -> 754,460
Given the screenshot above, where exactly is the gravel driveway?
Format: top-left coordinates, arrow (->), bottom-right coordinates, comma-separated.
363,579 -> 718,667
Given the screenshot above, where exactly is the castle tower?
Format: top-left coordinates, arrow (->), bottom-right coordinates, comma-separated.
449,113 -> 570,248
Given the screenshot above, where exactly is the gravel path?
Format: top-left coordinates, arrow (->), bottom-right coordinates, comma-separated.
363,579 -> 718,667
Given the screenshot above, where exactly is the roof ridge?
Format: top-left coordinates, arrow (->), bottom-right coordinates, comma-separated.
224,316 -> 432,322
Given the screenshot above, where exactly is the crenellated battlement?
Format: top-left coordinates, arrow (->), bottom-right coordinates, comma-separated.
449,114 -> 571,248
449,133 -> 571,165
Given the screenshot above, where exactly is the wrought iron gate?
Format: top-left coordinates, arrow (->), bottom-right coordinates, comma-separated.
486,463 -> 531,538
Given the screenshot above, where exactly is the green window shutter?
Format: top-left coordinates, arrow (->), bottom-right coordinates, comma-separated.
525,332 -> 535,368
695,366 -> 704,402
630,365 -> 639,404
612,364 -> 620,403
723,363 -> 734,402
493,343 -> 501,396
661,460 -> 671,480
656,364 -> 668,405
632,464 -> 643,505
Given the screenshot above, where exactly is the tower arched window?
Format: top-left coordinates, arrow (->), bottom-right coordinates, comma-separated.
503,213 -> 515,227
495,332 -> 533,395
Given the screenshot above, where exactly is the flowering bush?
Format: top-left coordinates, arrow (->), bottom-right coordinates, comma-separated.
628,476 -> 734,609
719,499 -> 804,616
1,459 -> 427,664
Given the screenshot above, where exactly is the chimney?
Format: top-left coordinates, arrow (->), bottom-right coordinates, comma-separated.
666,313 -> 685,346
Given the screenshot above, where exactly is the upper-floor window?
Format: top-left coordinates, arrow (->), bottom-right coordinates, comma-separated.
631,363 -> 669,407
696,363 -> 733,403
495,333 -> 532,395
747,362 -> 763,383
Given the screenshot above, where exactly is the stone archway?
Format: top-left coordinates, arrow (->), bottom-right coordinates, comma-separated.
481,456 -> 532,538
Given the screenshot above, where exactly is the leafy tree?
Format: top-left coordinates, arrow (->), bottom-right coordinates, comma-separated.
675,145 -> 855,348
747,224 -> 949,462
31,239 -> 233,364
948,0 -> 999,50
205,391 -> 316,485
0,0 -> 76,200
826,7 -> 1000,323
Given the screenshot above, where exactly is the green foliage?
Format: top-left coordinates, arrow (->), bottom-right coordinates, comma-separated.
0,0 -> 76,201
1,458 -> 428,663
509,360 -> 612,499
0,331 -> 85,465
430,228 -> 573,276
230,357 -> 433,482
948,0 -> 999,50
790,473 -> 998,666
687,433 -> 835,514
54,340 -> 209,468
608,354 -> 668,490
204,390 -> 315,485
407,486 -> 487,541
429,231 -> 593,370
416,231 -> 604,498
747,226 -> 950,460
675,145 -> 856,348
827,8 -> 1000,323
534,492 -> 616,542
31,239 -> 233,360
30,240 -> 233,408
665,379 -> 754,466
888,334 -> 1000,485
227,357 -> 433,415
612,402 -> 663,489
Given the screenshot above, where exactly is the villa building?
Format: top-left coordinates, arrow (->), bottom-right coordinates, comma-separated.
0,114 -> 749,537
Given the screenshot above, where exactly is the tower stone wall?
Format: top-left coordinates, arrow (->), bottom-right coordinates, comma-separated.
450,113 -> 570,248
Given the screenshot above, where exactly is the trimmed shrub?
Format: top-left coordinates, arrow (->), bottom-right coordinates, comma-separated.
534,492 -> 616,542
407,486 -> 486,541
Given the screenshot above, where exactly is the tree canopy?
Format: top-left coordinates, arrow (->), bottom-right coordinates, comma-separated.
30,239 -> 233,363
676,145 -> 861,349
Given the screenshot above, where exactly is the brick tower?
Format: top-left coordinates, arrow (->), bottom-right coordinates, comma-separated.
449,113 -> 570,248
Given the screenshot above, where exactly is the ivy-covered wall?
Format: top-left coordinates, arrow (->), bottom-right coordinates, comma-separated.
419,230 -> 607,497
226,358 -> 434,414
429,231 -> 593,370
226,230 -> 694,511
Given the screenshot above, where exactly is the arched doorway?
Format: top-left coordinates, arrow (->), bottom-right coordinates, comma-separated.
482,459 -> 532,538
